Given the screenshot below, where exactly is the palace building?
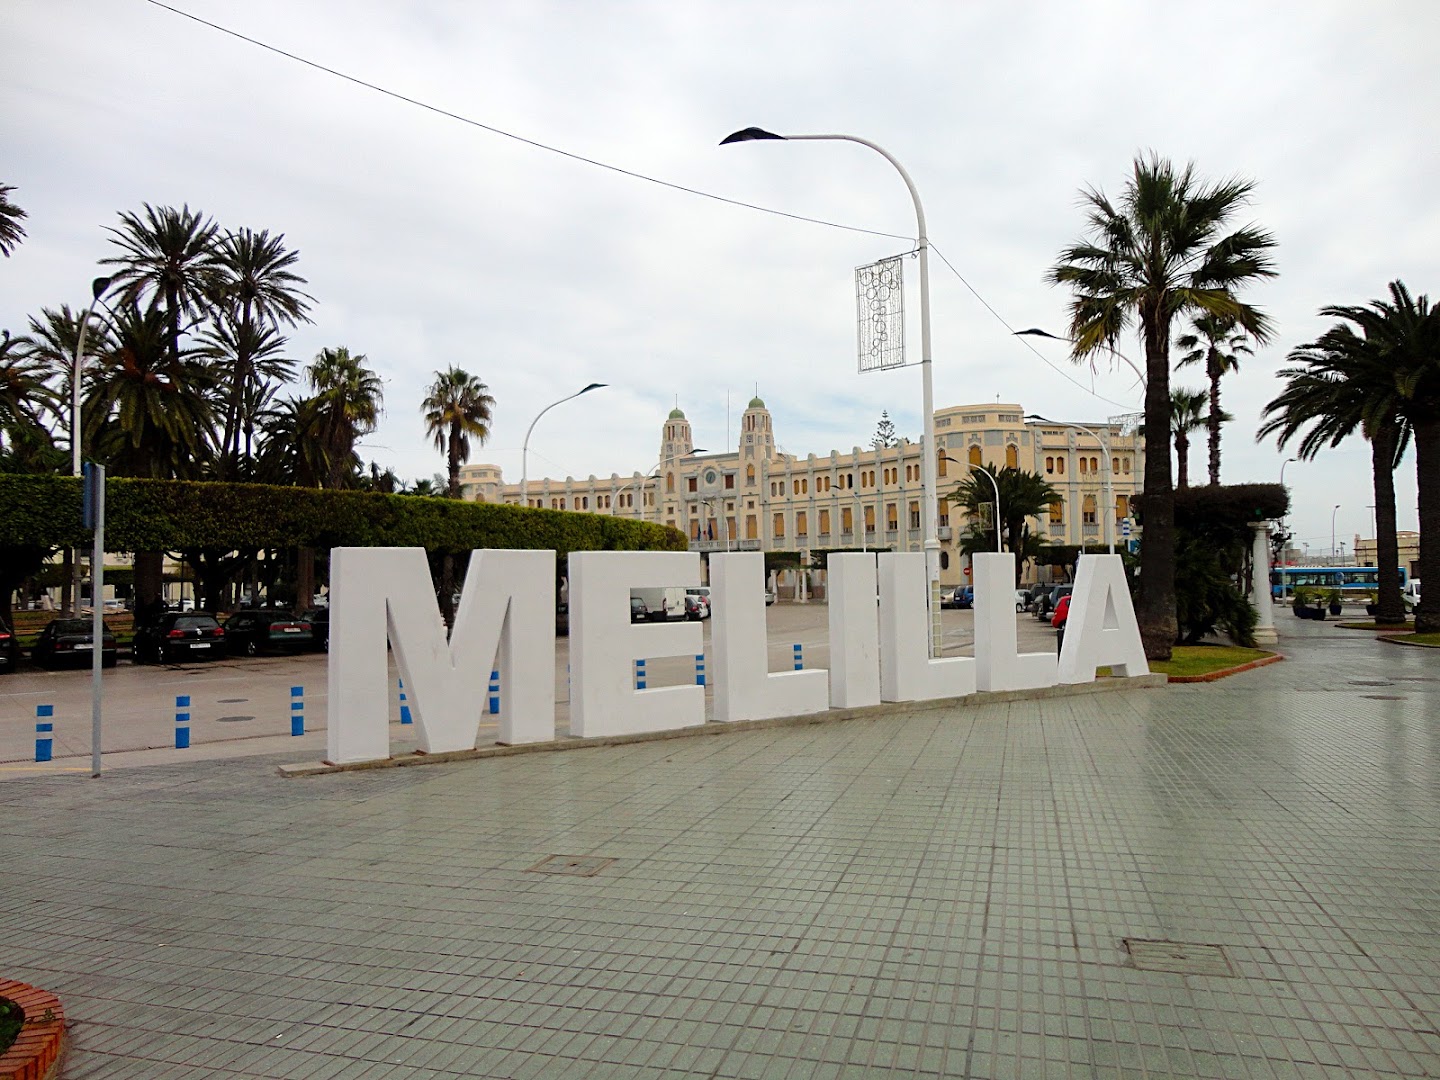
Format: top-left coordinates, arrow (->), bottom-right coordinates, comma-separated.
459,398 -> 1142,587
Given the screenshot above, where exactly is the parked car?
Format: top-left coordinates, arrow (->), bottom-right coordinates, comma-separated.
942,585 -> 973,610
222,609 -> 314,656
133,612 -> 226,664
0,616 -> 18,674
1035,584 -> 1072,620
765,587 -> 777,606
683,594 -> 709,620
301,607 -> 330,651
685,587 -> 713,619
32,618 -> 118,669
1013,589 -> 1030,612
630,595 -> 649,623
1025,583 -> 1054,612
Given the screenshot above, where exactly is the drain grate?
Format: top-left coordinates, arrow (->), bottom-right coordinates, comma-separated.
1123,939 -> 1233,976
527,854 -> 615,877
215,715 -> 255,723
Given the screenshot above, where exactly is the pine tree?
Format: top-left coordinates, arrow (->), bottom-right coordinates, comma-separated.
871,411 -> 898,449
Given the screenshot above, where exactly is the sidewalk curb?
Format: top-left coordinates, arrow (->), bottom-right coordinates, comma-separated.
1380,635 -> 1440,649
0,979 -> 65,1080
279,673 -> 1169,777
1167,653 -> 1284,683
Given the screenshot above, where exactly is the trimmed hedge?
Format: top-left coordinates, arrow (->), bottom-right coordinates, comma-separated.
0,475 -> 687,556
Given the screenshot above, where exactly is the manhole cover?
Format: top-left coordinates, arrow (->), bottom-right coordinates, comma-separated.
215,715 -> 255,723
1362,695 -> 1405,701
1123,939 -> 1233,976
526,854 -> 615,877
218,698 -> 248,703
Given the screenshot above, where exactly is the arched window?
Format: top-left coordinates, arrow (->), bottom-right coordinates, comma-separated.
939,551 -> 950,571
1091,457 -> 1099,473
937,451 -> 948,478
1112,457 -> 1120,475
666,474 -> 674,493
968,445 -> 983,466
1079,457 -> 1088,474
1045,456 -> 1054,473
1057,457 -> 1065,475
1123,456 -> 1131,474
1005,444 -> 1018,469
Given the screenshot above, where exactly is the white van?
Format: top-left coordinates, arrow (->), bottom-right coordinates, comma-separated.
630,586 -> 687,621
1404,579 -> 1421,607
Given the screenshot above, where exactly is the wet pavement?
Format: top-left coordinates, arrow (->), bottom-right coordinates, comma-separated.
1,613 -> 1437,1078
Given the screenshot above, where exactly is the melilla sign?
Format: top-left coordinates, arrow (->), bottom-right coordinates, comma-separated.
326,550 -> 1149,765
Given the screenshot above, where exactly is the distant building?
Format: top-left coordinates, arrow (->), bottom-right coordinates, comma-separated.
1353,531 -> 1421,578
460,399 -> 1142,586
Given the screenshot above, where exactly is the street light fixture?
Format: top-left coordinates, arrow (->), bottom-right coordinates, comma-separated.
520,382 -> 607,497
69,275 -> 113,616
1013,328 -> 1146,389
1026,413 -> 1114,554
942,454 -> 1000,553
722,126 -> 943,641
1332,504 -> 1341,563
617,449 -> 707,524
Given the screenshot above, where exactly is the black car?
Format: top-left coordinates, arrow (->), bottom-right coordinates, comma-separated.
301,607 -> 330,651
1035,584 -> 1073,620
223,609 -> 314,656
630,596 -> 648,623
133,612 -> 226,664
0,616 -> 19,674
32,618 -> 118,669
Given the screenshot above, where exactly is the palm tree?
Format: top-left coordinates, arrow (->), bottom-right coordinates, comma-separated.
421,367 -> 495,498
1259,322 -> 1409,625
1318,282 -> 1440,633
0,183 -> 27,257
102,204 -> 223,372
255,396 -> 330,488
1169,388 -> 1211,490
22,306 -> 95,452
1176,312 -> 1252,485
0,330 -> 57,460
1048,154 -> 1277,659
307,347 -> 383,489
200,313 -> 294,476
948,465 -> 1060,583
211,228 -> 313,477
83,299 -> 216,480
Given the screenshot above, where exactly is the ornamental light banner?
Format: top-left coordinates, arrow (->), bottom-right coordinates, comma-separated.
326,550 -> 1149,766
855,255 -> 906,373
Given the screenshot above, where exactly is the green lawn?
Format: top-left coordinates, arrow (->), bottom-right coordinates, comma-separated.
1147,645 -> 1275,679
1337,620 -> 1414,631
1391,632 -> 1440,647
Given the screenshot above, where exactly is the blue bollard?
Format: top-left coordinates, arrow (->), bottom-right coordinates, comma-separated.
635,658 -> 647,690
695,654 -> 706,687
793,643 -> 803,671
398,678 -> 412,724
175,695 -> 191,749
34,704 -> 53,763
290,685 -> 304,736
488,669 -> 500,714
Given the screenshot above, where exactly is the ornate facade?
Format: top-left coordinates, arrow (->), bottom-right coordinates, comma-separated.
460,399 -> 1142,587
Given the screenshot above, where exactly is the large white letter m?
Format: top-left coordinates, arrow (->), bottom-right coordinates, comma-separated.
326,548 -> 555,764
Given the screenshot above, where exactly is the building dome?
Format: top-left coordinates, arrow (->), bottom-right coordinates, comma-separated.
747,396 -> 765,409
668,407 -> 686,420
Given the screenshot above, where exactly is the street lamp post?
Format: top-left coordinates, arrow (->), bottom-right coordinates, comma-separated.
1277,457 -> 1297,595
520,383 -> 606,500
852,491 -> 866,554
722,126 -> 942,647
70,276 -> 113,615
1026,414 -> 1114,554
943,454 -> 1000,553
1331,504 -> 1341,563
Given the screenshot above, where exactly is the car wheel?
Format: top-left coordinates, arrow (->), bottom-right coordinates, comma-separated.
102,655 -> 117,669
244,640 -> 257,657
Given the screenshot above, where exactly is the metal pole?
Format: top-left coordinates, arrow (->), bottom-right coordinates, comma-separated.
520,383 -> 606,502
1332,504 -> 1341,562
90,464 -> 105,778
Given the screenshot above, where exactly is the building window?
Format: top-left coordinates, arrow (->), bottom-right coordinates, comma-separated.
725,473 -> 735,489
1049,500 -> 1063,523
818,509 -> 830,534
940,551 -> 950,570
1079,457 -> 1088,475
746,515 -> 758,539
773,513 -> 785,538
1046,456 -> 1055,473
1083,495 -> 1097,524
770,482 -> 777,496
1005,444 -> 1018,469
909,501 -> 920,529
688,477 -> 698,492
1090,457 -> 1099,473
690,519 -> 701,540
886,503 -> 898,531
1115,494 -> 1129,521
864,505 -> 876,533
968,445 -> 983,466
842,506 -> 853,533
1112,457 -> 1120,475
746,465 -> 755,485
666,474 -> 675,493
937,452 -> 948,478
1123,456 -> 1131,474
1057,457 -> 1065,475
796,511 -> 808,537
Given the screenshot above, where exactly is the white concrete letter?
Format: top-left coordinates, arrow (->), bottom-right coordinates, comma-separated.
327,547 -> 555,764
569,551 -> 704,737
827,553 -> 881,708
1057,554 -> 1150,683
711,552 -> 829,722
878,553 -> 976,702
973,553 -> 1058,692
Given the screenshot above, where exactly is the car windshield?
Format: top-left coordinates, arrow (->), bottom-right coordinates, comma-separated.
174,616 -> 218,629
52,620 -> 92,633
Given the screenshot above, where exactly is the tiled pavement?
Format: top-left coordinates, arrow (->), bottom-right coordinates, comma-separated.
1,616 -> 1438,1078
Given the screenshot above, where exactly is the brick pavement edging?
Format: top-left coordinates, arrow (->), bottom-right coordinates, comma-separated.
0,980 -> 64,1080
278,673 -> 1169,777
1165,652 -> 1284,683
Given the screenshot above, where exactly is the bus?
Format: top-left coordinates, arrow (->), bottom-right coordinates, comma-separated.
1270,565 -> 1408,599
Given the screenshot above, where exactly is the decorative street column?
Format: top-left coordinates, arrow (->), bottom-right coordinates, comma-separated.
1251,522 -> 1278,645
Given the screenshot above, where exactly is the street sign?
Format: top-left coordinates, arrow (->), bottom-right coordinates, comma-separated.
1121,518 -> 1132,538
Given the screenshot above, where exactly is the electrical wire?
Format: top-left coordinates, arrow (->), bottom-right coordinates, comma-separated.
143,0 -> 1139,414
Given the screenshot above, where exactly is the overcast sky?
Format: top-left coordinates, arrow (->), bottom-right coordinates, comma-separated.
6,0 -> 1438,558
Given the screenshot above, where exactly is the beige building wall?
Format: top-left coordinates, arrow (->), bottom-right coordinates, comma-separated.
1353,532 -> 1421,578
460,399 -> 1142,586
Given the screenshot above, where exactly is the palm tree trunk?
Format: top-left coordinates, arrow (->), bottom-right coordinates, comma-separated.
1370,426 -> 1406,626
1413,415 -> 1440,634
1207,362 -> 1223,486
448,424 -> 461,499
1137,319 -> 1178,660
1175,434 -> 1190,490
